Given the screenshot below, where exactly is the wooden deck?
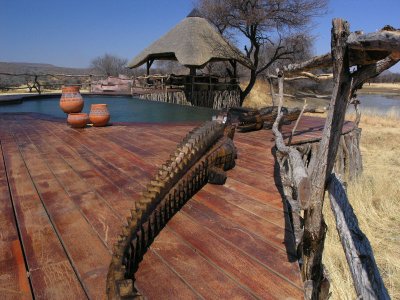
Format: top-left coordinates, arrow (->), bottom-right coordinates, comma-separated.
0,113 -> 354,299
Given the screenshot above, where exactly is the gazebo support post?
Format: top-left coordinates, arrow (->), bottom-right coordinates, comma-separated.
189,66 -> 196,104
146,59 -> 155,76
229,60 -> 237,82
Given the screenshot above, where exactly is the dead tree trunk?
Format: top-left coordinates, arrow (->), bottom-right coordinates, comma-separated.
33,75 -> 41,94
302,19 -> 352,299
267,76 -> 276,106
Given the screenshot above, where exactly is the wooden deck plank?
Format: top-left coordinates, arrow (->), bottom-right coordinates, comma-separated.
0,112 -> 349,299
193,191 -> 292,251
18,123 -> 125,246
101,127 -> 180,166
26,119 -> 203,299
168,212 -> 304,299
25,122 -> 136,220
229,165 -> 279,193
38,121 -> 148,197
9,123 -> 112,299
47,121 -> 154,182
235,155 -> 275,173
150,227 -> 256,299
200,185 -> 286,228
181,200 -> 301,284
0,142 -> 32,300
0,127 -> 87,299
135,250 -> 200,300
222,177 -> 285,210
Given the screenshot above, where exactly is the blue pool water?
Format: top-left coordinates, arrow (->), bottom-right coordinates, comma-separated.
0,95 -> 218,123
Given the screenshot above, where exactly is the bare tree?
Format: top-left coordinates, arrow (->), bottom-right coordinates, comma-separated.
197,0 -> 328,105
90,53 -> 128,77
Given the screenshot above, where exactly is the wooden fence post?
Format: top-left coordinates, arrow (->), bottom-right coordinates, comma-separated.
302,18 -> 352,299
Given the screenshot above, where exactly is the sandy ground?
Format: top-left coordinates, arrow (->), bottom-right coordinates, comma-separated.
358,82 -> 400,95
241,80 -> 331,110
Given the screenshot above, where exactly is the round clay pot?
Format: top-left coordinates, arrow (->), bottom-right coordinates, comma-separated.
67,113 -> 89,128
60,86 -> 84,113
89,104 -> 110,127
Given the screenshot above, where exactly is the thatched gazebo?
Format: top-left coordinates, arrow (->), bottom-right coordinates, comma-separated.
128,9 -> 251,109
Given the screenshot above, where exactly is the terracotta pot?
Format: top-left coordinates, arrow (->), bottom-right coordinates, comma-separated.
67,113 -> 89,128
89,104 -> 110,127
60,86 -> 84,113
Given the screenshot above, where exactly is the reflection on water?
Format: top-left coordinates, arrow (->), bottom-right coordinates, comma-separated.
3,94 -> 399,120
358,94 -> 400,115
0,96 -> 218,123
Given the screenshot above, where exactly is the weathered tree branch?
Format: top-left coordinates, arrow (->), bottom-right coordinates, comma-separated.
282,28 -> 400,76
266,72 -> 333,82
328,175 -> 390,300
347,29 -> 400,54
302,18 -> 352,299
288,100 -> 307,146
272,72 -> 311,209
284,53 -> 332,74
351,56 -> 400,91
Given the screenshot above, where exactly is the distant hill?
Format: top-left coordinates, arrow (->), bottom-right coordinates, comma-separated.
0,61 -> 94,75
370,69 -> 400,83
0,62 -> 103,89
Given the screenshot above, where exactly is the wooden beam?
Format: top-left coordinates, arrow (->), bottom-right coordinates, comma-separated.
146,59 -> 155,76
229,60 -> 237,79
283,28 -> 400,74
284,53 -> 332,75
189,66 -> 196,76
347,29 -> 400,54
328,175 -> 390,300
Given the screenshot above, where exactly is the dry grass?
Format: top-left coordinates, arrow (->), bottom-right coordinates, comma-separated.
360,83 -> 400,95
364,82 -> 400,89
241,80 -> 274,108
240,79 -> 304,109
323,109 -> 400,299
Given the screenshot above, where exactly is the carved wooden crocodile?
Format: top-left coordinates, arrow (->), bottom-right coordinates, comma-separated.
106,120 -> 237,299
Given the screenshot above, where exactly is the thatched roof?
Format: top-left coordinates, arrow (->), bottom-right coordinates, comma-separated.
127,12 -> 251,69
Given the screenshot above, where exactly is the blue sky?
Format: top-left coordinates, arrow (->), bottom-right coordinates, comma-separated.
1,0 -> 399,72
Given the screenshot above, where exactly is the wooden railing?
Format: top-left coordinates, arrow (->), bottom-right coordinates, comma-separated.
133,73 -> 239,92
327,175 -> 390,299
275,120 -> 388,299
271,18 -> 399,299
132,73 -> 241,109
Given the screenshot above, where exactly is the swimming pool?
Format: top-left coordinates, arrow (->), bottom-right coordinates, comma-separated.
0,95 -> 218,123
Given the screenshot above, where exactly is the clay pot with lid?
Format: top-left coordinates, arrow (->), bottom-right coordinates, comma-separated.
67,113 -> 89,128
89,104 -> 110,127
60,86 -> 84,113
